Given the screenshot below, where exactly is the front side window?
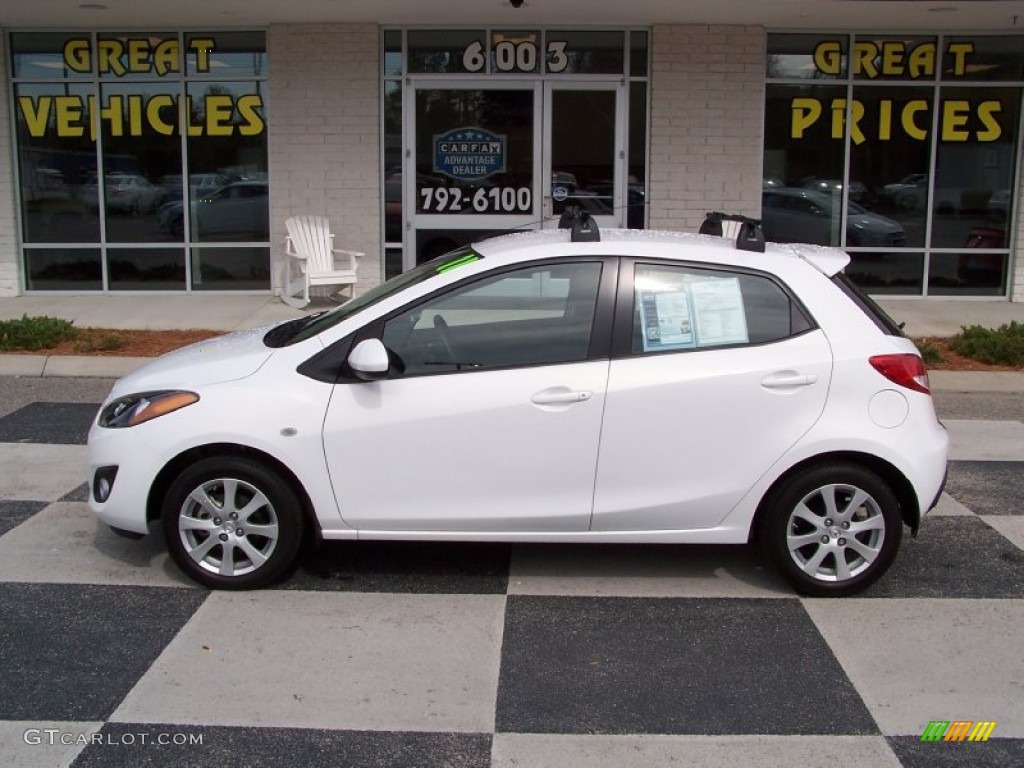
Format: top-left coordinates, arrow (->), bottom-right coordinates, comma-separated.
632,264 -> 812,354
382,261 -> 602,375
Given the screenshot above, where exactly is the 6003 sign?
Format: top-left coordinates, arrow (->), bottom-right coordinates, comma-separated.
420,186 -> 532,214
462,40 -> 569,73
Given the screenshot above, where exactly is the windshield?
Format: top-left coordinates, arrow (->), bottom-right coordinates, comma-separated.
270,248 -> 483,346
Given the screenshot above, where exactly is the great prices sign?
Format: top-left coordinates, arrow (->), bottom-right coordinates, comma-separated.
17,36 -> 265,140
788,39 -> 1008,144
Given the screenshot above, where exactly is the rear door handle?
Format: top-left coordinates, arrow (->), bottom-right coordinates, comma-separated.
531,388 -> 593,405
761,372 -> 819,389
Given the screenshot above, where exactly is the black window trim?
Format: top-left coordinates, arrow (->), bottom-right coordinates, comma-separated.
610,257 -> 820,358
326,254 -> 620,383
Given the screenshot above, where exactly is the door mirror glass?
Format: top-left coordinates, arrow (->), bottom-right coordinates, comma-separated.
348,338 -> 391,380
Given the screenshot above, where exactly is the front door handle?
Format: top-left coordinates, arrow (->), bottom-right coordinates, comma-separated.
761,372 -> 819,389
531,388 -> 593,405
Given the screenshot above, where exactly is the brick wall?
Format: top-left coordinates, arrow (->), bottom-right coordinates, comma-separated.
648,25 -> 765,233
0,32 -> 19,296
267,24 -> 382,296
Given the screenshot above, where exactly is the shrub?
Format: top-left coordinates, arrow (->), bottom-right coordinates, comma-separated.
948,321 -> 1024,367
917,341 -> 944,366
0,315 -> 78,351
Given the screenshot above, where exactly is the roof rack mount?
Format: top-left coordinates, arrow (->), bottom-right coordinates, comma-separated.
558,205 -> 601,243
699,211 -> 765,254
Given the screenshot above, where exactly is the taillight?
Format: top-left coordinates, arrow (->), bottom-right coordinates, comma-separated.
869,354 -> 930,394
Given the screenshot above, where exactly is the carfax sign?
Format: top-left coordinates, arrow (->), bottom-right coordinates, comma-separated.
433,127 -> 506,182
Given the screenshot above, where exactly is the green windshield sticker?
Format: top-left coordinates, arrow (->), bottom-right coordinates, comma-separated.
436,253 -> 479,274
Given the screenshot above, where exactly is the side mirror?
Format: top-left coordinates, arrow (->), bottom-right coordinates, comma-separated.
347,338 -> 390,381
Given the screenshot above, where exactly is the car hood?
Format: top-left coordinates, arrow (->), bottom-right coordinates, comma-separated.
108,325 -> 276,397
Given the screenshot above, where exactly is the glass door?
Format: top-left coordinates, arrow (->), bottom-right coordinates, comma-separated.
406,81 -> 540,268
543,83 -> 626,229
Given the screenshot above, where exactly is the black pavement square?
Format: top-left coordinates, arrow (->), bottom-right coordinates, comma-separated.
276,540 -> 510,594
946,461 -> 1024,516
864,516 -> 1024,598
72,724 -> 491,768
0,500 -> 48,536
888,736 -> 1024,767
0,583 -> 207,721
495,596 -> 877,735
0,402 -> 99,445
60,482 -> 91,502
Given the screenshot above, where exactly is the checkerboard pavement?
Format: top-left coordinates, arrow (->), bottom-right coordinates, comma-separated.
1,397 -> 1022,767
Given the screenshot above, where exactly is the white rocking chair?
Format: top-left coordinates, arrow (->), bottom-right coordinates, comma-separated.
281,215 -> 364,308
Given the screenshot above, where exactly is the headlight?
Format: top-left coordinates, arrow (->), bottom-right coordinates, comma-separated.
99,390 -> 199,428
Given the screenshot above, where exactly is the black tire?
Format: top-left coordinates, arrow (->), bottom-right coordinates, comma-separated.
161,456 -> 305,589
761,462 -> 902,597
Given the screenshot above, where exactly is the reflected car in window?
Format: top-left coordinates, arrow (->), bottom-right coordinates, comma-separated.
87,225 -> 947,597
82,173 -> 165,215
762,188 -> 906,247
159,181 -> 269,241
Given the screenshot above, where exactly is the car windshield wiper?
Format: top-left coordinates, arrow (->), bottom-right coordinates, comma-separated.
263,311 -> 327,348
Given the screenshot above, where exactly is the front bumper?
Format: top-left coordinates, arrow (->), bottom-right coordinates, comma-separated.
86,421 -> 165,536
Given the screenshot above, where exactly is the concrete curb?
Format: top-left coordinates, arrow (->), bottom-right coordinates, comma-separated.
0,354 -> 150,379
2,353 -> 1022,392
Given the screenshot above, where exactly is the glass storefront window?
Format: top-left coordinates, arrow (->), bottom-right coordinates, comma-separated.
95,33 -> 181,79
628,81 -> 648,229
943,36 -> 1024,82
490,30 -> 541,74
186,32 -> 266,78
767,34 -> 846,80
763,84 -> 846,247
14,82 -> 100,244
108,247 -> 186,290
24,248 -> 102,290
544,31 -> 623,75
847,252 -> 925,295
931,87 -> 1020,249
630,31 -> 648,78
408,30 -> 486,74
11,31 -> 269,292
384,30 -> 403,77
99,81 -> 183,244
929,252 -> 1007,296
766,32 -> 1023,297
191,246 -> 270,290
850,36 -> 937,81
849,86 -> 932,248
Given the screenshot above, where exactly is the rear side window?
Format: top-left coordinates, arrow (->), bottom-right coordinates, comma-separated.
832,273 -> 905,336
632,264 -> 813,354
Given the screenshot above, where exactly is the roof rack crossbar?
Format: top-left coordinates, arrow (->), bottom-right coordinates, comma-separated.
699,211 -> 765,253
558,205 -> 601,242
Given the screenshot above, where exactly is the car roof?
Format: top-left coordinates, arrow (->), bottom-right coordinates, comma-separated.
471,226 -> 849,277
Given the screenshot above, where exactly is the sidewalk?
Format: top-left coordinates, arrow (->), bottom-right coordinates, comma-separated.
1,294 -> 1023,391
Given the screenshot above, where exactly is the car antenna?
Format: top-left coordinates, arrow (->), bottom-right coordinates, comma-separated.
557,205 -> 600,242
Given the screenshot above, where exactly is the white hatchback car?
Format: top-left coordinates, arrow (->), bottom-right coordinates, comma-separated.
87,214 -> 948,595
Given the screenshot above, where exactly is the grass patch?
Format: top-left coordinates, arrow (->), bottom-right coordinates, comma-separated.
948,321 -> 1024,367
73,331 -> 125,353
0,315 -> 77,352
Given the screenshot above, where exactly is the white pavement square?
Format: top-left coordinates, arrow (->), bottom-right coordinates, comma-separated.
112,591 -> 506,733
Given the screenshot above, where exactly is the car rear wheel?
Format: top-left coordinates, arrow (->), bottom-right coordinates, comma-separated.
762,463 -> 902,597
161,457 -> 305,589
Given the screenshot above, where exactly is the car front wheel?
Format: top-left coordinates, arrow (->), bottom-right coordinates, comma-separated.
161,457 -> 305,589
762,463 -> 902,597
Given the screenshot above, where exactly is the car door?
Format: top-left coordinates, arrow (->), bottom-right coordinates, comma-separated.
322,259 -> 614,532
591,260 -> 832,531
